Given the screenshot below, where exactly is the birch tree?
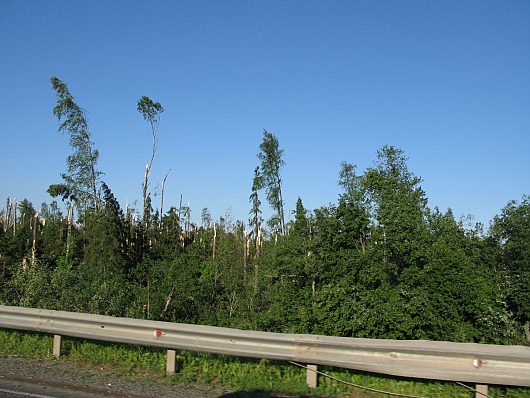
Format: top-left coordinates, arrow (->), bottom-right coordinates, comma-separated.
50,76 -> 102,211
257,130 -> 286,236
137,96 -> 164,230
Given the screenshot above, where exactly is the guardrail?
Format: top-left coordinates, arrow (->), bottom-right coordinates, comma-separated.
1,305 -> 529,396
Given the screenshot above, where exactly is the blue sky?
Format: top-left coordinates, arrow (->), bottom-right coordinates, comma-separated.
1,0 -> 529,227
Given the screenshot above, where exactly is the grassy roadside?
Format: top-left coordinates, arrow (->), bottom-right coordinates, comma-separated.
0,329 -> 529,398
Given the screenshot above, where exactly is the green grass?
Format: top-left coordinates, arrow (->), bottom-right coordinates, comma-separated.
1,328 -> 529,398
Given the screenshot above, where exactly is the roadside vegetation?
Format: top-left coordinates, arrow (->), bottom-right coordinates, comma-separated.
0,77 -> 529,397
1,329 -> 529,397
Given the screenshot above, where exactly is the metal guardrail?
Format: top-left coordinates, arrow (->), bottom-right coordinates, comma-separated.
0,305 -> 529,388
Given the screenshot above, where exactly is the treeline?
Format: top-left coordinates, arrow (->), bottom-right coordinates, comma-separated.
0,77 -> 528,345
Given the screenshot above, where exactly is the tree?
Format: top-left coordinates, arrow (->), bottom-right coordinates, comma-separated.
292,197 -> 309,238
137,96 -> 164,230
78,182 -> 131,315
248,166 -> 263,254
201,208 -> 212,229
50,76 -> 101,211
47,183 -> 74,202
257,130 -> 286,235
491,196 -> 530,339
363,146 -> 429,277
337,162 -> 370,254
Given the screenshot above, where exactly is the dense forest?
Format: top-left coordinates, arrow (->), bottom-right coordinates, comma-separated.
1,77 -> 528,346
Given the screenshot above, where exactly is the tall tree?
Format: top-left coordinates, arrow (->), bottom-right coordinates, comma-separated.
257,130 -> 286,235
248,166 -> 263,252
137,96 -> 164,230
337,162 -> 370,253
50,76 -> 101,211
363,145 -> 428,276
491,196 -> 530,340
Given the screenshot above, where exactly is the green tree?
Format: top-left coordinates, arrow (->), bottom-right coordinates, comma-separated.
258,130 -> 286,235
363,146 -> 429,278
137,96 -> 164,230
249,166 -> 263,255
337,162 -> 370,254
74,182 -> 132,315
492,196 -> 530,340
50,76 -> 102,211
39,201 -> 66,262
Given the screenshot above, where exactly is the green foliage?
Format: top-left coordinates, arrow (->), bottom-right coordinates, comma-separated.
1,330 -> 528,397
1,138 -> 528,397
137,96 -> 164,124
50,76 -> 102,210
47,183 -> 73,201
492,197 -> 530,326
2,78 -> 530,392
248,166 -> 263,243
258,130 -> 286,235
0,330 -> 53,357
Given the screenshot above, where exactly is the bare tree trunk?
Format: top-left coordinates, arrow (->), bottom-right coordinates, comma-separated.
186,200 -> 191,238
243,231 -> 248,282
160,285 -> 175,318
253,261 -> 259,293
212,222 -> 217,259
147,280 -> 150,319
278,187 -> 285,235
5,197 -> 11,233
31,212 -> 38,266
66,203 -> 73,260
159,169 -> 170,228
88,139 -> 99,212
256,226 -> 262,257
178,194 -> 183,243
13,198 -> 17,237
142,164 -> 149,230
228,291 -> 238,317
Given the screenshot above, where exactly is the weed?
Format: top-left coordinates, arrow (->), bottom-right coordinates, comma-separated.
0,329 -> 528,397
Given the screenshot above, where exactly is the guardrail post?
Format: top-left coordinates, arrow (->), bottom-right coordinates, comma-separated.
475,384 -> 488,398
53,334 -> 62,358
166,349 -> 176,374
306,364 -> 318,388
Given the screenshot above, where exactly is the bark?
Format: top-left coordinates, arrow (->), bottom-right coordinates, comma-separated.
142,164 -> 149,230
13,198 -> 17,236
212,223 -> 217,259
31,212 -> 38,266
159,169 -> 170,228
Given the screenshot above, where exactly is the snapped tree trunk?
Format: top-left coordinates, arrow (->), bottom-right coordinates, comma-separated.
31,212 -> 38,266
13,198 -> 17,236
212,222 -> 217,259
159,169 -> 170,229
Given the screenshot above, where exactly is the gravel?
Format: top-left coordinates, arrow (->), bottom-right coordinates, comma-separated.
0,355 -> 313,398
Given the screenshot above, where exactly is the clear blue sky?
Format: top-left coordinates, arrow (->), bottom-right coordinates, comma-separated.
1,0 -> 529,227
